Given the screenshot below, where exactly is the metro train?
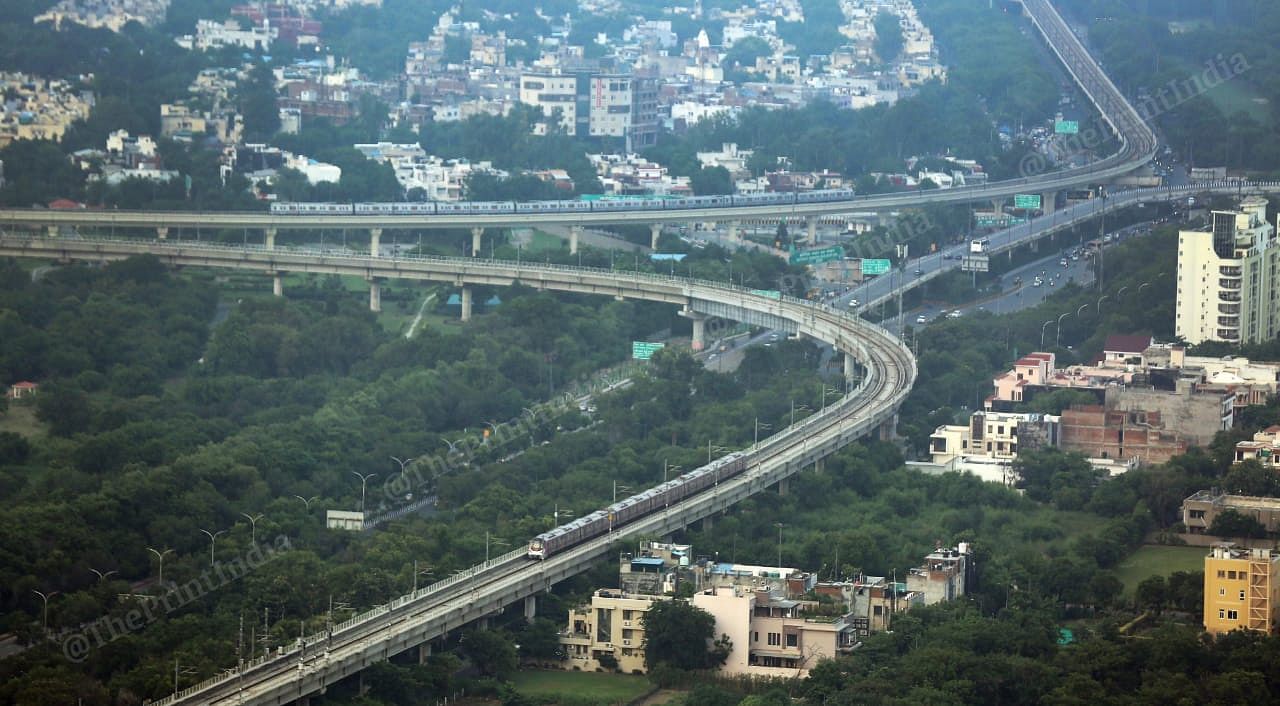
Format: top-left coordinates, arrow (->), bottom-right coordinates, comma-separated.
527,451 -> 751,559
268,189 -> 857,216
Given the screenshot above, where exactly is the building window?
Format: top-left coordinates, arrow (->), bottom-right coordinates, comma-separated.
753,631 -> 759,643
786,634 -> 798,647
1229,571 -> 1237,579
1220,609 -> 1226,618
1220,588 -> 1226,596
1240,590 -> 1247,600
768,633 -> 781,646
1228,610 -> 1239,620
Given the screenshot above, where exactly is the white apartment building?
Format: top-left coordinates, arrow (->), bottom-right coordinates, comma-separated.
179,19 -> 277,52
519,71 -> 657,148
1176,197 -> 1280,345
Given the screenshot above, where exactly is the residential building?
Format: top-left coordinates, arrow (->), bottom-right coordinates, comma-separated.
519,71 -> 658,149
927,411 -> 1059,485
178,19 -> 278,52
0,73 -> 94,147
1176,196 -> 1279,345
1104,385 -> 1234,447
906,545 -> 969,605
1203,544 -> 1280,635
1059,405 -> 1188,465
815,576 -> 919,636
1183,490 -> 1280,535
8,381 -> 39,399
696,143 -> 754,179
35,0 -> 169,32
560,588 -> 658,673
692,585 -> 857,677
1234,426 -> 1280,467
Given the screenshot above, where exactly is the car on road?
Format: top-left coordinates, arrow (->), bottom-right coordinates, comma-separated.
768,333 -> 780,342
913,268 -> 924,276
847,298 -> 859,308
1059,258 -> 1069,267
916,315 -> 929,324
947,310 -> 962,319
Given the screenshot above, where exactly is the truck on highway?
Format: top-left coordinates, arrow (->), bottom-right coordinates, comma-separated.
970,238 -> 990,254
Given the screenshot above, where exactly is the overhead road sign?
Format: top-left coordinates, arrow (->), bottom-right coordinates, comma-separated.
750,289 -> 782,300
632,341 -> 665,360
861,259 -> 891,275
789,246 -> 844,265
1014,194 -> 1042,210
961,255 -> 990,273
1055,119 -> 1079,134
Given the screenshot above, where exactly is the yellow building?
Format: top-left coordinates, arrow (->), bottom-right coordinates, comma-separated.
1203,544 -> 1280,636
559,589 -> 660,674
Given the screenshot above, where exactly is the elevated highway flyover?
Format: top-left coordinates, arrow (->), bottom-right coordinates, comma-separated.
0,234 -> 917,706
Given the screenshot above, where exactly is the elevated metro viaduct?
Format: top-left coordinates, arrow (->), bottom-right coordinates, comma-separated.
0,233 -> 916,706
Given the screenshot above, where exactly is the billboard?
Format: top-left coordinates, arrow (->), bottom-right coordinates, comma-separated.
1055,119 -> 1080,134
789,246 -> 844,265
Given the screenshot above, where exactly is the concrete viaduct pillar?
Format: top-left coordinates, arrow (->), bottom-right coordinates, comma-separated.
806,216 -> 817,244
272,273 -> 283,297
680,308 -> 708,351
991,199 -> 1004,216
1041,191 -> 1058,213
650,223 -> 662,250
524,595 -> 536,623
843,354 -> 856,385
265,228 -> 276,251
369,228 -> 381,258
726,220 -> 740,244
369,279 -> 382,313
460,286 -> 473,322
878,414 -> 898,441
417,642 -> 432,664
777,477 -> 790,496
569,225 -> 582,255
471,227 -> 483,257
156,227 -> 168,240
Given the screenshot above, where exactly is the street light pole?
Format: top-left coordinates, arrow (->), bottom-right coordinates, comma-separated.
199,528 -> 225,568
240,513 -> 264,545
775,523 -> 784,571
31,589 -> 57,634
293,495 -> 318,511
148,547 -> 173,588
350,471 -> 377,514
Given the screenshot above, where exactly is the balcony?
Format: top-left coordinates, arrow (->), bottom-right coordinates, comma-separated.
1219,303 -> 1241,314
1220,291 -> 1242,302
1218,329 -> 1241,341
1220,279 -> 1242,290
1219,316 -> 1240,327
1220,266 -> 1242,277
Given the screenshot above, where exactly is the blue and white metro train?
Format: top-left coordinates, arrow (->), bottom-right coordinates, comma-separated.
527,451 -> 751,559
268,188 -> 857,216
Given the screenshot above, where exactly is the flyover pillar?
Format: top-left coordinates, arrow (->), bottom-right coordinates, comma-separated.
806,216 -> 817,244
726,220 -> 740,243
778,477 -> 790,496
650,223 -> 662,250
524,595 -> 536,623
878,414 -> 898,441
369,280 -> 382,313
417,642 -> 432,664
156,227 -> 168,240
569,225 -> 582,255
46,225 -> 58,238
460,286 -> 473,322
680,308 -> 708,351
265,228 -> 276,251
843,354 -> 856,385
991,199 -> 1004,216
272,273 -> 283,297
471,227 -> 483,257
369,228 -> 381,258
1041,191 -> 1057,213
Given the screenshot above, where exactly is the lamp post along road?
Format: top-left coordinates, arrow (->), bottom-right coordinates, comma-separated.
200,528 -> 225,568
350,471 -> 378,514
148,547 -> 174,588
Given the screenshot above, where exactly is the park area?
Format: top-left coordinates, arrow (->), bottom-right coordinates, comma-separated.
1113,545 -> 1206,597
507,670 -> 657,706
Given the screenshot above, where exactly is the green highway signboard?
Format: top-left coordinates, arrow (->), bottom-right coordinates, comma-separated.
861,258 -> 891,275
632,341 -> 665,360
789,246 -> 844,265
750,289 -> 782,300
1014,194 -> 1042,210
1055,119 -> 1079,134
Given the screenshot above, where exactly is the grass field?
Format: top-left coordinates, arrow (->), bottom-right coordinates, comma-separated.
1113,545 -> 1206,596
509,670 -> 652,705
0,404 -> 44,439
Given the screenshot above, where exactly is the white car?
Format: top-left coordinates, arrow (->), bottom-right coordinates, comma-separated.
916,315 -> 929,324
848,298 -> 859,307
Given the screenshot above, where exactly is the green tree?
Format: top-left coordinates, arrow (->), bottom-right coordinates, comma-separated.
460,628 -> 517,678
642,599 -> 727,671
690,166 -> 734,196
1208,509 -> 1267,539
